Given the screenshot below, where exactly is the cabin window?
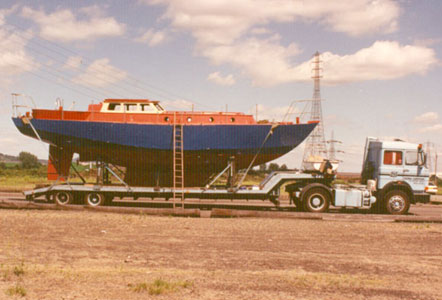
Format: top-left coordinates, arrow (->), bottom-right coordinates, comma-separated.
383,151 -> 403,165
108,103 -> 122,111
230,117 -> 235,123
141,104 -> 156,112
125,104 -> 138,112
209,117 -> 214,122
164,117 -> 169,122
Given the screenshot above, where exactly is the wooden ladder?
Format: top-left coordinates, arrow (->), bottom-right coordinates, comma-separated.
173,114 -> 185,209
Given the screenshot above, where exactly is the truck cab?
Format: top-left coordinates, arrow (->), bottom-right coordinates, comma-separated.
361,138 -> 430,214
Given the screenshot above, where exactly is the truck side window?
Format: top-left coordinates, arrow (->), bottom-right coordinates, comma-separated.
383,151 -> 403,165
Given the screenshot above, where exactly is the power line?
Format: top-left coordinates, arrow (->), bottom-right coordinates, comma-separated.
6,50 -> 124,100
5,22 -> 218,110
3,25 -> 144,99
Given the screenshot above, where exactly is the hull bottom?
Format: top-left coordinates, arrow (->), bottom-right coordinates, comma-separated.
80,147 -> 289,187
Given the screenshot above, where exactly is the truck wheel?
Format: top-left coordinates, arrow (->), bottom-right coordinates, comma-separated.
384,190 -> 410,215
303,187 -> 330,213
85,192 -> 105,207
54,191 -> 73,206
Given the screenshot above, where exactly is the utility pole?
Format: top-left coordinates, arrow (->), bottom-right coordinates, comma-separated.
327,130 -> 343,161
302,51 -> 328,169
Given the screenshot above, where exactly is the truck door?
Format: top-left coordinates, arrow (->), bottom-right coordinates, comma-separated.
402,150 -> 428,191
377,150 -> 405,189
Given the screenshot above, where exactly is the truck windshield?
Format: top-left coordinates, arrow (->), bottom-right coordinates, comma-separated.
405,151 -> 418,165
405,150 -> 426,166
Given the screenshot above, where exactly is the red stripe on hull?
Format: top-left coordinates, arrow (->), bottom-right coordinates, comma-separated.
31,109 -> 259,125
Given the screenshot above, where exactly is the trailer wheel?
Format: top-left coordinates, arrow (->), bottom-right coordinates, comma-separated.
54,191 -> 73,206
85,192 -> 105,207
302,187 -> 330,213
384,190 -> 410,215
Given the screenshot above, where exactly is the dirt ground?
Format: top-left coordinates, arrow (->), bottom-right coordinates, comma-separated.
0,209 -> 441,300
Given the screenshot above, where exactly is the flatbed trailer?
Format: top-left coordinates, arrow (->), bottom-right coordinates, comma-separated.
24,172 -> 326,206
23,169 -> 380,214
23,138 -> 433,215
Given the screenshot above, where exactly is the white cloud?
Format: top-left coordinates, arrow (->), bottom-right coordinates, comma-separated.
142,1 -> 435,87
0,6 -> 37,89
203,40 -> 437,86
319,41 -> 438,84
72,58 -> 127,88
413,112 -> 439,124
418,124 -> 442,133
207,72 -> 235,86
0,29 -> 35,75
134,29 -> 167,46
63,56 -> 83,70
21,6 -> 125,42
202,36 -> 302,86
319,1 -> 398,36
146,0 -> 399,43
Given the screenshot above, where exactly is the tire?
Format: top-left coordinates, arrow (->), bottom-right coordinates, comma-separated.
54,191 -> 73,206
383,190 -> 410,215
302,187 -> 330,213
84,192 -> 105,207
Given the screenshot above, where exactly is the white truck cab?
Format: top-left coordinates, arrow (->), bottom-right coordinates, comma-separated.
361,138 -> 431,213
285,137 -> 432,215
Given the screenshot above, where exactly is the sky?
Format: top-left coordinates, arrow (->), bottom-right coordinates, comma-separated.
0,0 -> 441,172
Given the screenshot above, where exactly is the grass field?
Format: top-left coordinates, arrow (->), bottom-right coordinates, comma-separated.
0,165 -> 270,192
1,209 -> 441,299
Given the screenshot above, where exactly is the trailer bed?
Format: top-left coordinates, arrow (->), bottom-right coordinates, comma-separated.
23,172 -> 322,202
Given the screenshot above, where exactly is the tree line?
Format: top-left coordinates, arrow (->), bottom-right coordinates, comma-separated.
0,152 -> 41,169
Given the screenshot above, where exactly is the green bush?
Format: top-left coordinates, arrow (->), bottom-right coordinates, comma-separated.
18,152 -> 40,169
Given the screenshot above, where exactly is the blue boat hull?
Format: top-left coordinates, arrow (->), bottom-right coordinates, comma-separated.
12,118 -> 316,186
